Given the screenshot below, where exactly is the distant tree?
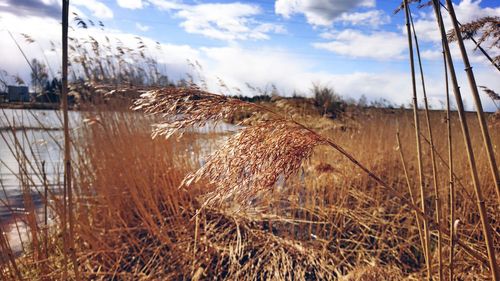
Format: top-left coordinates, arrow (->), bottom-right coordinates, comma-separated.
157,74 -> 171,87
344,97 -> 357,106
291,90 -> 304,98
30,58 -> 49,95
311,83 -> 344,117
177,78 -> 189,87
357,95 -> 367,107
13,75 -> 25,85
0,70 -> 8,93
42,78 -> 61,103
370,97 -> 395,109
270,84 -> 279,97
236,94 -> 272,103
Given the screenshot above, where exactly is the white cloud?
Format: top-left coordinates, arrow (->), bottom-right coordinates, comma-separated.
177,3 -> 260,40
148,1 -> 285,41
314,1 -> 500,63
135,22 -> 150,31
334,10 -> 390,27
313,29 -> 407,60
71,0 -> 114,19
275,0 -> 375,26
40,0 -> 57,4
147,0 -> 184,11
198,46 -> 499,111
117,0 -> 143,9
0,12 -> 61,85
0,10 -> 198,84
200,46 -> 313,94
420,49 -> 442,60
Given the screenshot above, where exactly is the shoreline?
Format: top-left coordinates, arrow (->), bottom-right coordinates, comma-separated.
0,102 -> 60,110
0,126 -> 63,131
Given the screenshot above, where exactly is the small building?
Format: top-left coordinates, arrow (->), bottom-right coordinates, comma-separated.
7,86 -> 29,102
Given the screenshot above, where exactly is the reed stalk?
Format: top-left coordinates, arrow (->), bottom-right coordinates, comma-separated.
0,223 -> 23,281
287,116 -> 490,268
442,41 -> 455,281
42,160 -> 49,259
432,1 -> 498,280
396,129 -> 426,263
409,8 -> 443,280
62,1 -> 80,279
404,1 -> 431,279
137,86 -> 491,267
444,0 -> 500,205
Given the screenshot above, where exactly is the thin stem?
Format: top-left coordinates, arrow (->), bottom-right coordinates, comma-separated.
404,1 -> 432,279
0,223 -> 23,281
62,1 -> 80,279
240,87 -> 492,267
396,129 -> 427,263
42,161 -> 49,260
409,8 -> 443,280
443,38 -> 455,281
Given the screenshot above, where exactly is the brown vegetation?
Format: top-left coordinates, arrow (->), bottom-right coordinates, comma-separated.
1,90 -> 498,280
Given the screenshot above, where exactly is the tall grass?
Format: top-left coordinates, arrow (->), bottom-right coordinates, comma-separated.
1,88 -> 498,280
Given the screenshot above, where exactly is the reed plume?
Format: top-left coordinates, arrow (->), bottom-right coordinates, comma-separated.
479,85 -> 500,108
183,120 -> 326,205
447,16 -> 500,49
479,86 -> 500,101
133,87 -> 326,205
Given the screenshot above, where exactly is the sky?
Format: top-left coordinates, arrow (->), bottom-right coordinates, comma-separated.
0,0 -> 499,110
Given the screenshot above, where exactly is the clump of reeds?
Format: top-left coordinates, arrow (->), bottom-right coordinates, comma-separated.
132,85 -> 497,276
2,96 -> 498,280
133,87 -> 328,206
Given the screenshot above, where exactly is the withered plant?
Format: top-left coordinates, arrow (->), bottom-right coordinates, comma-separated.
132,86 -> 490,271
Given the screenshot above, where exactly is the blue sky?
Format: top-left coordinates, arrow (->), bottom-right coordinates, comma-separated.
0,0 -> 499,110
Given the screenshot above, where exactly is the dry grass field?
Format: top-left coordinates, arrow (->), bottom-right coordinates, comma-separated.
1,88 -> 498,280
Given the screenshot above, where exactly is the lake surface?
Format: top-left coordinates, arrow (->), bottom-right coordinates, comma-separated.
0,108 -> 239,252
0,109 -> 82,222
0,108 -> 82,253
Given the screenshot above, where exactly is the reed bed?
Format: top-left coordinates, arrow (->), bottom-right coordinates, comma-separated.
0,91 -> 498,280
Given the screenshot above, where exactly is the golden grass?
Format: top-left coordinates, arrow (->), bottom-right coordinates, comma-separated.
0,92 -> 499,280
